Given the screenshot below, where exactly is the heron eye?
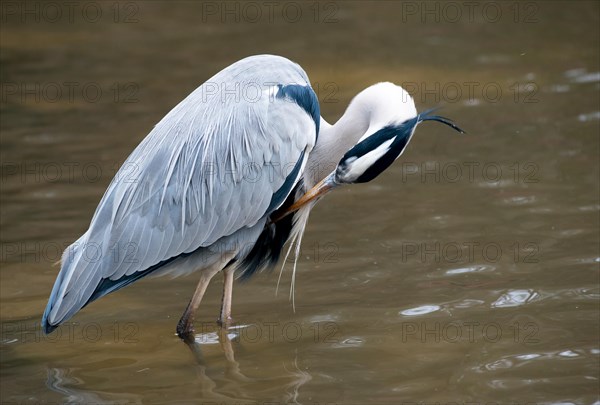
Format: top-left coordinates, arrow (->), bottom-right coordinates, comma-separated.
342,156 -> 357,165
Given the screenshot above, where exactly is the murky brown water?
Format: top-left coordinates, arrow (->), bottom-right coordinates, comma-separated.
1,1 -> 599,404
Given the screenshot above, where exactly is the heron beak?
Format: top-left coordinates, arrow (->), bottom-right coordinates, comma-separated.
417,108 -> 466,134
271,173 -> 337,222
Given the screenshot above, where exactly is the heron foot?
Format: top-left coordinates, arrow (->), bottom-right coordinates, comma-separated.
176,318 -> 195,342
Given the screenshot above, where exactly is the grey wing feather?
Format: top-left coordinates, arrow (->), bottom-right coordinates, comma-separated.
44,55 -> 317,327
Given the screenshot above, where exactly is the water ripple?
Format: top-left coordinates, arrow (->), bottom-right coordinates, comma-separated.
578,111 -> 600,122
491,289 -> 539,308
332,337 -> 364,348
399,305 -> 441,316
565,68 -> 600,83
450,299 -> 486,309
558,350 -> 580,358
446,265 -> 494,275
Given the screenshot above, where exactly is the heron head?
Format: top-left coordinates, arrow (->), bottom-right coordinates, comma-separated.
274,107 -> 464,221
335,108 -> 464,184
353,82 -> 418,142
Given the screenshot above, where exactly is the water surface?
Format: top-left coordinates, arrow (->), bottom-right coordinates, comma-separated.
1,1 -> 599,404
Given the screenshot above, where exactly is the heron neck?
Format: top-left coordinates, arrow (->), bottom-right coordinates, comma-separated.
304,101 -> 371,189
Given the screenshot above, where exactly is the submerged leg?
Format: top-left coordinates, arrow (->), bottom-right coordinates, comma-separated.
217,267 -> 235,328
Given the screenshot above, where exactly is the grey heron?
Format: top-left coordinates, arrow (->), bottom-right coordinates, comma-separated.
41,55 -> 463,340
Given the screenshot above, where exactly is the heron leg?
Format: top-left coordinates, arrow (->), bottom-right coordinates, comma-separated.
177,271 -> 216,341
217,267 -> 235,328
176,251 -> 237,341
